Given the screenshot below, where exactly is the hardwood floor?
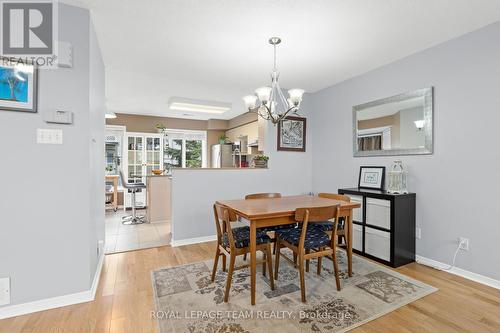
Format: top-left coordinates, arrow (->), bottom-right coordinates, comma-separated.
1,241 -> 499,333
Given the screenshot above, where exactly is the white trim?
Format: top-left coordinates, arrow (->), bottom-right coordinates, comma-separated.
171,235 -> 217,247
416,255 -> 500,290
0,254 -> 105,320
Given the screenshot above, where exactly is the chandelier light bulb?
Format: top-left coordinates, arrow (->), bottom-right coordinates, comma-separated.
288,89 -> 305,106
243,95 -> 258,109
255,86 -> 272,104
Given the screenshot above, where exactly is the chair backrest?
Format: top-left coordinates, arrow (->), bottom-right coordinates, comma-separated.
295,205 -> 340,248
213,203 -> 238,248
119,170 -> 129,189
245,192 -> 282,200
318,193 -> 350,202
295,205 -> 339,223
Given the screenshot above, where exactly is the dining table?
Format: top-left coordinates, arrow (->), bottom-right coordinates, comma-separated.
217,194 -> 362,305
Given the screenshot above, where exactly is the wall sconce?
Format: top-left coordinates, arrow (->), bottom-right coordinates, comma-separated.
414,120 -> 425,131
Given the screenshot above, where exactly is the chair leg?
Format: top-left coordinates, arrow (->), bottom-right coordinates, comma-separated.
211,247 -> 220,282
331,249 -> 341,291
243,253 -> 247,261
305,249 -> 310,273
222,253 -> 227,272
262,252 -> 267,277
274,240 -> 281,281
265,245 -> 275,290
293,253 -> 298,268
317,247 -> 323,276
299,251 -> 306,303
224,253 -> 236,302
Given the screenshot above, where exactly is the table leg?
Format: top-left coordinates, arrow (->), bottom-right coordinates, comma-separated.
250,221 -> 257,305
347,214 -> 353,277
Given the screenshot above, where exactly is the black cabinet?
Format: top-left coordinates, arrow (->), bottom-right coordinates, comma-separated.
338,188 -> 416,268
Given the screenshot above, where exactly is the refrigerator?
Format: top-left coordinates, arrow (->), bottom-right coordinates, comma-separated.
211,144 -> 234,168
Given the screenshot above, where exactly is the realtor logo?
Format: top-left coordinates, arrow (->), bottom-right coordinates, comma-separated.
1,0 -> 58,68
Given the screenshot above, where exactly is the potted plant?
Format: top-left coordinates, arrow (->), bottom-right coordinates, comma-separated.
219,135 -> 229,144
252,154 -> 269,168
155,123 -> 167,133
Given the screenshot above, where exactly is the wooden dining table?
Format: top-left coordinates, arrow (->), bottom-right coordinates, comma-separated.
217,195 -> 361,305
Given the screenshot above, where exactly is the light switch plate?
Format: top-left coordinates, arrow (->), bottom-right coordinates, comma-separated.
37,129 -> 63,144
0,277 -> 10,306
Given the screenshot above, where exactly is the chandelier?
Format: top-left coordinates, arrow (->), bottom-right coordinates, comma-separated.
242,37 -> 304,125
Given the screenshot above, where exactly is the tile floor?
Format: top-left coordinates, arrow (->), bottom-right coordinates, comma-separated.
105,209 -> 171,253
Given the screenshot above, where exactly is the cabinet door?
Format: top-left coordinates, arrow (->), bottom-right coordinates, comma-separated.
126,135 -> 143,183
365,227 -> 391,262
352,224 -> 363,251
349,195 -> 364,222
366,198 -> 391,229
145,135 -> 163,175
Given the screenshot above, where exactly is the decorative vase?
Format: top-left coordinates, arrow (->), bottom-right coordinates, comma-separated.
387,160 -> 408,194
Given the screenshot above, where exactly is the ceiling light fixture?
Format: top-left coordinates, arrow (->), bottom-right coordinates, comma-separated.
414,120 -> 425,130
105,111 -> 117,119
169,102 -> 230,114
243,37 -> 304,125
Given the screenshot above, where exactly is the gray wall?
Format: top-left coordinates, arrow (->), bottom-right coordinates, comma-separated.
310,22 -> 500,280
0,4 -> 105,306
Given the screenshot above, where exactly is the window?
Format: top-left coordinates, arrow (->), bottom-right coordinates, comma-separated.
164,130 -> 207,168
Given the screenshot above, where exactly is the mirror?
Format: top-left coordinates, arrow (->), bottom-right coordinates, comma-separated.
353,88 -> 433,157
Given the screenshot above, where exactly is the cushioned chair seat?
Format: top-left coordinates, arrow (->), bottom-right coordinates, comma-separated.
222,227 -> 271,249
276,225 -> 331,249
258,223 -> 297,233
309,217 -> 345,232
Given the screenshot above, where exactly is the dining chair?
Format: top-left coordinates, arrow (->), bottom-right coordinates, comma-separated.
274,205 -> 341,302
316,193 -> 351,247
244,193 -> 297,261
211,203 -> 275,302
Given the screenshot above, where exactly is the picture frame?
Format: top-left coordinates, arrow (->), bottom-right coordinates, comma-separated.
358,166 -> 385,190
0,57 -> 38,113
277,116 -> 306,152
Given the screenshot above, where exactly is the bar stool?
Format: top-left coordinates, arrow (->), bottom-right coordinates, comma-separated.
119,170 -> 147,225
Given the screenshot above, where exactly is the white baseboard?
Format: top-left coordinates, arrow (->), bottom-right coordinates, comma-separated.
171,235 -> 217,247
416,255 -> 500,290
0,254 -> 105,320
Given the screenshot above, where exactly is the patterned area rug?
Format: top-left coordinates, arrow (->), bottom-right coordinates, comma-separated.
151,250 -> 437,332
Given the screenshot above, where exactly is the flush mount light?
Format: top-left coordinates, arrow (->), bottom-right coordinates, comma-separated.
105,111 -> 117,119
169,102 -> 230,114
414,120 -> 425,130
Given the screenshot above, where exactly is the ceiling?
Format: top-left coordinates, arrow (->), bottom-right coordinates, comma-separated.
65,0 -> 500,120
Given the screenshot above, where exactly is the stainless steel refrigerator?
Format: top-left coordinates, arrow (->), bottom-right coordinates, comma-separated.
211,144 -> 233,168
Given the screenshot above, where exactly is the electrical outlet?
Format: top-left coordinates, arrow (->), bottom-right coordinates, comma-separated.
459,237 -> 469,251
0,277 -> 10,306
415,227 -> 421,239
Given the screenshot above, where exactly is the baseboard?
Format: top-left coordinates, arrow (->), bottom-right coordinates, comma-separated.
416,255 -> 500,290
0,254 -> 105,320
171,235 -> 217,247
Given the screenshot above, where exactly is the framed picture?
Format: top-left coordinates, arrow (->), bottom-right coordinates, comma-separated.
358,166 -> 385,190
277,116 -> 306,152
0,57 -> 38,113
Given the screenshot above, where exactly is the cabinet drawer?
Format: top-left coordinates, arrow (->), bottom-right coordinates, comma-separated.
349,194 -> 363,222
366,198 -> 391,229
353,224 -> 363,251
365,227 -> 390,262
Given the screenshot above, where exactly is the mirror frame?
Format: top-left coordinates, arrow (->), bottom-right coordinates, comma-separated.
353,87 -> 434,157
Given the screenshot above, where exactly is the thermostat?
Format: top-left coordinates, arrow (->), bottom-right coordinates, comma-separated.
45,110 -> 73,124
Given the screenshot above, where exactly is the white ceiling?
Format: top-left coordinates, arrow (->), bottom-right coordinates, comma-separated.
65,0 -> 500,120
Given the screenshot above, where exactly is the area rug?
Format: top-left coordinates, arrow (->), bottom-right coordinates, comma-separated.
151,250 -> 437,332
